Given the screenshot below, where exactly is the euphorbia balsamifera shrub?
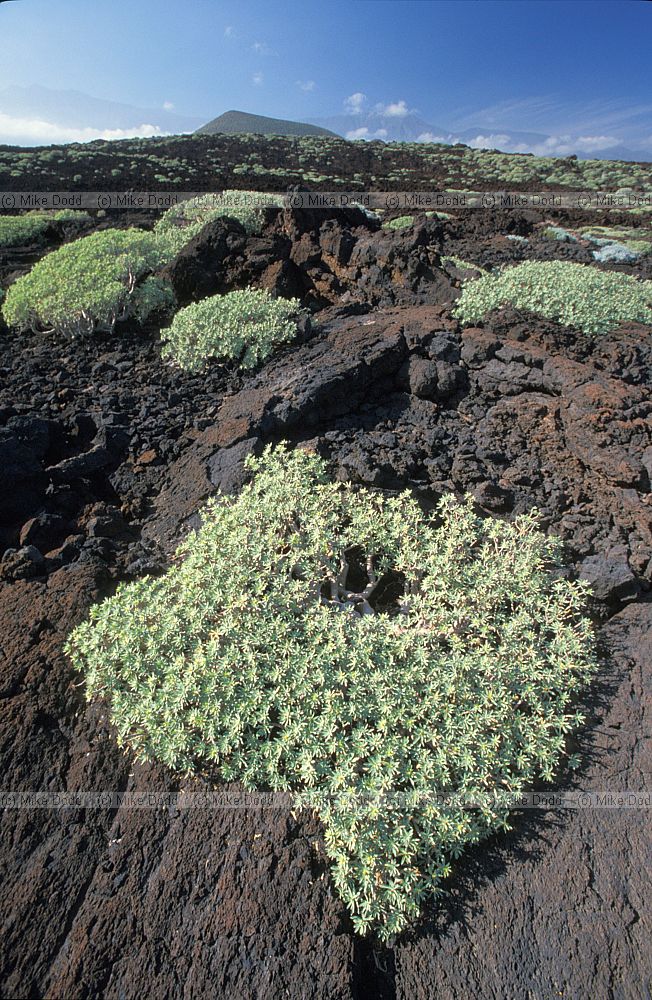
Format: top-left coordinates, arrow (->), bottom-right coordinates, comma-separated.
0,209 -> 91,249
65,445 -> 596,940
0,213 -> 52,249
1,229 -> 173,336
382,215 -> 414,231
454,260 -> 652,335
160,288 -> 301,372
154,190 -> 283,255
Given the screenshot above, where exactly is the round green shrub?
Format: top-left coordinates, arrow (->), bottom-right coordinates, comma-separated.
1,228 -> 170,336
65,445 -> 596,940
382,215 -> 414,231
454,260 -> 652,335
541,226 -> 577,243
0,211 -> 93,250
0,213 -> 52,249
160,288 -> 301,372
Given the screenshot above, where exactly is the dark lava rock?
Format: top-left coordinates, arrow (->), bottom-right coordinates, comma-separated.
7,414 -> 53,460
207,437 -> 262,494
19,513 -> 69,551
579,546 -> 641,602
159,217 -> 248,305
258,257 -> 304,300
47,443 -> 113,481
274,203 -> 380,240
399,356 -> 440,399
86,509 -> 130,539
471,481 -> 514,512
0,543 -> 45,580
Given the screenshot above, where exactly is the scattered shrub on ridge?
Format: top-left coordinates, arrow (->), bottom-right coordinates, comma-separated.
454,260 -> 652,335
65,444 -> 596,940
592,243 -> 639,264
541,225 -> 577,243
160,288 -> 301,372
382,215 -> 414,231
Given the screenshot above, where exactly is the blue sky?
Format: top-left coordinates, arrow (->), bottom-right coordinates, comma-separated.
1,0 -> 651,155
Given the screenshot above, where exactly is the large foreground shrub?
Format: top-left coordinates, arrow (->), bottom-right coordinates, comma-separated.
160,288 -> 300,372
154,190 -> 283,255
65,446 -> 596,939
2,228 -> 172,336
454,260 -> 652,335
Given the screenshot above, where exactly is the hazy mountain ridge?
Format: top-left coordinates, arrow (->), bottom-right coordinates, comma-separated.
0,85 -> 203,135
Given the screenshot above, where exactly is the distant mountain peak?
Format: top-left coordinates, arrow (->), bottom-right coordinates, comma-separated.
196,110 -> 338,138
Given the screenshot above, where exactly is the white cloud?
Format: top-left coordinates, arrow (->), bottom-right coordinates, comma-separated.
345,126 -> 387,140
465,131 -> 622,157
344,92 -> 367,114
466,133 -> 514,150
380,100 -> 410,117
532,135 -> 590,156
0,112 -> 167,146
576,134 -> 620,152
417,131 -> 447,143
451,95 -> 652,150
252,40 -> 276,55
224,25 -> 234,37
162,100 -> 175,111
296,80 -> 316,92
252,72 -> 264,86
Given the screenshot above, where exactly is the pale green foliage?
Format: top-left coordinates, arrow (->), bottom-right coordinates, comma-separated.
382,215 -> 414,231
154,190 -> 284,255
1,228 -> 170,336
0,214 -> 51,248
131,275 -> 176,325
578,225 -> 652,256
160,288 -> 300,372
65,445 -> 596,940
0,210 -> 91,248
441,255 -> 489,276
541,226 -> 577,243
592,243 -> 639,264
454,261 -> 652,335
51,209 -> 93,225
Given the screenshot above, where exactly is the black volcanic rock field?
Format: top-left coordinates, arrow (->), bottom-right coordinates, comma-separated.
0,152 -> 651,999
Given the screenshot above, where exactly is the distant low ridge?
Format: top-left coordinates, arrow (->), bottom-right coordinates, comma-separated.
196,109 -> 339,138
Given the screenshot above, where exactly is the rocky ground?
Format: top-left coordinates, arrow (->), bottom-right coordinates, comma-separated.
0,203 -> 651,999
